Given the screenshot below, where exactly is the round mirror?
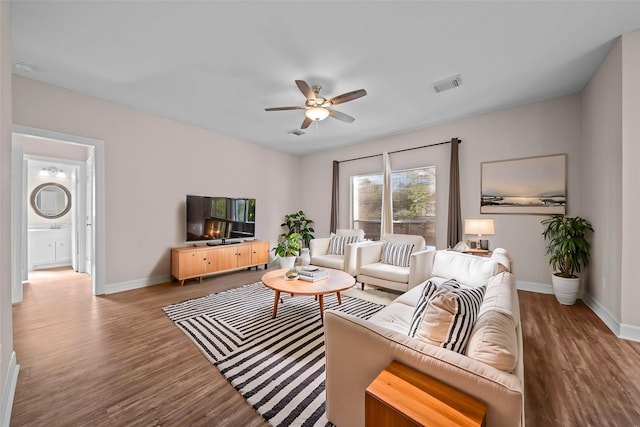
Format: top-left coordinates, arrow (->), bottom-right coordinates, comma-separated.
30,183 -> 72,219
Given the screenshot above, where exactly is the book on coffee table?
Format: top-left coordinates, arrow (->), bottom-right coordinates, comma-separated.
298,273 -> 328,282
298,268 -> 329,281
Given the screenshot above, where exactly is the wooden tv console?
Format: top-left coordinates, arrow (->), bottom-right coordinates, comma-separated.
171,240 -> 269,286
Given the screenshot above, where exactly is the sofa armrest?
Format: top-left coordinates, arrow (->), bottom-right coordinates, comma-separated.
355,241 -> 383,275
408,249 -> 436,288
310,237 -> 331,257
324,310 -> 523,427
343,241 -> 375,276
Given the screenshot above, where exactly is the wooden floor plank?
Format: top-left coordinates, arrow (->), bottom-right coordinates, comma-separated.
11,267 -> 640,426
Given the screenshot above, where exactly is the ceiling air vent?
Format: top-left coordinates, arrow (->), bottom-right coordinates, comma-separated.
288,129 -> 305,136
433,74 -> 463,93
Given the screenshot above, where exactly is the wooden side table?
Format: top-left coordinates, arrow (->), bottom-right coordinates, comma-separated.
463,249 -> 492,257
365,361 -> 487,427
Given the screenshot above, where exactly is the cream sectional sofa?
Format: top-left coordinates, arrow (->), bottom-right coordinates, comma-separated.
325,249 -> 524,427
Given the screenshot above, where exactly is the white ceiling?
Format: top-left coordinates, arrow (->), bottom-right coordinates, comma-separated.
11,1 -> 640,156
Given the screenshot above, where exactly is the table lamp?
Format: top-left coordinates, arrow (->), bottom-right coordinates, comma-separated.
464,219 -> 495,250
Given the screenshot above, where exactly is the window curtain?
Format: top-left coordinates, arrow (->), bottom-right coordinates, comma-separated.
381,151 -> 393,237
447,138 -> 462,247
330,160 -> 339,233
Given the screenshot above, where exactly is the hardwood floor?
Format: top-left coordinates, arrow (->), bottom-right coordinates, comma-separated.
11,268 -> 640,426
519,290 -> 640,426
12,267 -> 269,427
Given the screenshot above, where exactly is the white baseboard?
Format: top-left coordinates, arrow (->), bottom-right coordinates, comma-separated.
620,323 -> 640,342
104,274 -> 171,294
578,293 -> 640,343
581,293 -> 621,336
516,280 -> 553,294
1,352 -> 19,427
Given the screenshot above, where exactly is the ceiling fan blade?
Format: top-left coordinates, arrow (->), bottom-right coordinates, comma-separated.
265,106 -> 305,111
329,109 -> 356,123
329,89 -> 367,105
295,80 -> 316,101
300,116 -> 313,129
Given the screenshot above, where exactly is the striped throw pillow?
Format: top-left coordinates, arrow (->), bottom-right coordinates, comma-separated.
415,285 -> 486,354
408,279 -> 461,337
327,235 -> 359,255
380,242 -> 414,267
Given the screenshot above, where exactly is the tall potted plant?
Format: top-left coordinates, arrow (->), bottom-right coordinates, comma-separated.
541,214 -> 594,305
272,232 -> 301,269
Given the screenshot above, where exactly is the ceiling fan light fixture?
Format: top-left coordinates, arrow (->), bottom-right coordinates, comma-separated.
305,107 -> 330,121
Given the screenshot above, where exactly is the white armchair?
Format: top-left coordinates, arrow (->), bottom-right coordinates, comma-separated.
309,229 -> 366,276
356,234 -> 432,292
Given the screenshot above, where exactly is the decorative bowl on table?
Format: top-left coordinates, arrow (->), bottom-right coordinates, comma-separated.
284,268 -> 299,280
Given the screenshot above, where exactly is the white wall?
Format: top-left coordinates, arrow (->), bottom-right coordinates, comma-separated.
301,95 -> 583,286
620,31 -> 640,330
0,1 -> 16,423
580,30 -> 640,338
581,38 -> 623,322
12,76 -> 302,288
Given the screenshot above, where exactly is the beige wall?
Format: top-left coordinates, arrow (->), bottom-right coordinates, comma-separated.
12,76 -> 302,286
300,95 -> 583,286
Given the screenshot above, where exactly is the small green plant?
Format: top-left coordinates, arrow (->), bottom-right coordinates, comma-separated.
280,211 -> 315,248
541,215 -> 594,278
272,232 -> 302,258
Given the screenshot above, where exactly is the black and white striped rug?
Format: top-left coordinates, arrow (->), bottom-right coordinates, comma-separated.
163,281 -> 385,427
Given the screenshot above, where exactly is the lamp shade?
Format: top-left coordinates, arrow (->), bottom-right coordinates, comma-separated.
305,107 -> 330,121
464,219 -> 495,236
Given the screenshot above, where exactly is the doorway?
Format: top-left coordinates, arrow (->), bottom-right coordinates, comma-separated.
11,125 -> 105,301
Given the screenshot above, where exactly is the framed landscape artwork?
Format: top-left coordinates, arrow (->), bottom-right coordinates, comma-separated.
481,154 -> 567,214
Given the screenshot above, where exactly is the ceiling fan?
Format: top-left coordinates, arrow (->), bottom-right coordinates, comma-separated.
265,80 -> 367,129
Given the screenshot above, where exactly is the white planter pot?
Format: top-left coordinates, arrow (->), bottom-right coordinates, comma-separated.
552,274 -> 580,305
279,255 -> 297,270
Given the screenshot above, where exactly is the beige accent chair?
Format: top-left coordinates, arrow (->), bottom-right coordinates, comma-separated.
356,234 -> 429,292
309,229 -> 366,276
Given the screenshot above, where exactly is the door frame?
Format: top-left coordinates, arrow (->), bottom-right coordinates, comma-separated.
11,125 -> 105,297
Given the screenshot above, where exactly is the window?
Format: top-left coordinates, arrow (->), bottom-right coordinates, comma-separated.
351,167 -> 436,243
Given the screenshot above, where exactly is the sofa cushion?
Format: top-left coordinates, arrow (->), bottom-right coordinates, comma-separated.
381,242 -> 414,267
335,229 -> 365,240
481,272 -> 520,327
431,251 -> 499,287
368,302 -> 415,335
415,286 -> 486,353
465,310 -> 518,372
327,235 -> 359,255
408,279 -> 461,337
382,233 -> 426,252
359,262 -> 410,283
310,254 -> 344,271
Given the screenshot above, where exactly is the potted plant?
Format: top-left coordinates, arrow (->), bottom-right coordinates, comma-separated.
541,214 -> 594,305
281,211 -> 315,248
272,232 -> 301,270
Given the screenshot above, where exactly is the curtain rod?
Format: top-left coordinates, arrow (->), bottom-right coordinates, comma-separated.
337,138 -> 461,164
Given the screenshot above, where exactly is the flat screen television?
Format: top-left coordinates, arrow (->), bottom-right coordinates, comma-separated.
186,195 -> 256,242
